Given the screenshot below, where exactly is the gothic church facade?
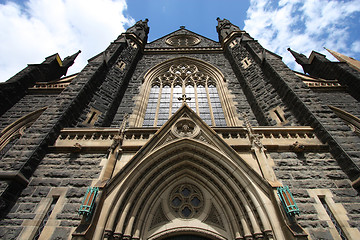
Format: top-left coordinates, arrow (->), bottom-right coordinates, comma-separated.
1,18 -> 360,240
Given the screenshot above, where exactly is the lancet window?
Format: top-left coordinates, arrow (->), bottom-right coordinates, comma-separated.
142,63 -> 226,127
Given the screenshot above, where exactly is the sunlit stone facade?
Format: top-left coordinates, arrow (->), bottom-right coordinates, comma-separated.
1,18 -> 360,240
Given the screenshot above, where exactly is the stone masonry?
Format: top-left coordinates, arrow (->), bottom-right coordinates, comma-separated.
0,18 -> 359,239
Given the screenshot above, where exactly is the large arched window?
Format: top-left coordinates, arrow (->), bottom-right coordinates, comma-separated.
132,57 -> 239,127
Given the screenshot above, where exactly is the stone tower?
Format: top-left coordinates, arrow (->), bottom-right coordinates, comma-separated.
0,18 -> 360,240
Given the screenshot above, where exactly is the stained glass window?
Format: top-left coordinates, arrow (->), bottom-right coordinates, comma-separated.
185,85 -> 196,112
172,84 -> 182,114
197,85 -> 211,126
142,63 -> 227,127
143,85 -> 160,127
157,85 -> 171,126
208,84 -> 226,126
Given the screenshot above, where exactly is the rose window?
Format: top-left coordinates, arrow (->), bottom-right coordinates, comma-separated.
165,35 -> 201,47
169,184 -> 204,219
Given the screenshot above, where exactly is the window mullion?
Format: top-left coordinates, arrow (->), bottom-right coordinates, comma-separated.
154,84 -> 162,126
169,83 -> 174,118
205,81 -> 216,126
194,83 -> 200,115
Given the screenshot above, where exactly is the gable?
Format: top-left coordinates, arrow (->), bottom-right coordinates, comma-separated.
90,105 -> 291,240
146,28 -> 221,49
107,104 -> 271,194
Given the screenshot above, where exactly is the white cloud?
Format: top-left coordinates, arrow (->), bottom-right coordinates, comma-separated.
244,0 -> 360,72
352,41 -> 360,53
0,0 -> 134,82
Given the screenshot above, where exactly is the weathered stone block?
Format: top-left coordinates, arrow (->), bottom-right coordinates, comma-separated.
32,187 -> 50,197
50,227 -> 72,240
16,203 -> 36,213
308,228 -> 334,240
66,187 -> 87,198
0,226 -> 23,239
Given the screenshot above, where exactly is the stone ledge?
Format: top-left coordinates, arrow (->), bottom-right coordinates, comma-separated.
51,126 -> 327,153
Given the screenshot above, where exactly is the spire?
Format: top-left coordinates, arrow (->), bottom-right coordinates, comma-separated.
287,48 -> 311,74
325,47 -> 360,72
287,48 -> 309,65
62,50 -> 81,69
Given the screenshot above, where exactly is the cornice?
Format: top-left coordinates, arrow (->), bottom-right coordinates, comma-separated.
294,72 -> 345,90
144,47 -> 223,54
27,74 -> 77,93
50,126 -> 327,153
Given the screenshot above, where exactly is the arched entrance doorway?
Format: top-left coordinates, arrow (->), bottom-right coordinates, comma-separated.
91,106 -> 289,240
162,234 -> 213,240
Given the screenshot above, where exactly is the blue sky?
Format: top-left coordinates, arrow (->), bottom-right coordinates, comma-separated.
126,0 -> 250,42
1,0 -> 360,81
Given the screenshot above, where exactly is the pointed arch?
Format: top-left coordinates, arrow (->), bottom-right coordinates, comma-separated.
328,105 -> 360,135
130,57 -> 240,127
0,107 -> 47,159
94,138 -> 286,240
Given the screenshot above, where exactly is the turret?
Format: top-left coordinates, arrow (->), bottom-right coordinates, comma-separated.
216,18 -> 242,46
124,19 -> 149,48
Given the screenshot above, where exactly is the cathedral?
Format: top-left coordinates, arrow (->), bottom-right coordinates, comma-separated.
0,18 -> 360,240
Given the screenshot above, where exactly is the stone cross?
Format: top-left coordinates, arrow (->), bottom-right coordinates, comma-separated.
178,94 -> 191,104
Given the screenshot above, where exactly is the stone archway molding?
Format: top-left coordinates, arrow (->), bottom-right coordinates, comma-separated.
90,105 -> 293,240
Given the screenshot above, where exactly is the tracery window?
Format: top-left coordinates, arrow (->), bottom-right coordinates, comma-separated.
142,62 -> 226,127
169,184 -> 204,219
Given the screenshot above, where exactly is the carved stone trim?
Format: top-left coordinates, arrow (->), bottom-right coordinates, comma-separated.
193,131 -> 211,145
28,74 -> 76,93
165,34 -> 201,47
329,105 -> 360,135
144,47 -> 223,54
147,227 -> 227,240
204,203 -> 225,230
0,107 -> 47,155
169,183 -> 204,219
51,126 -> 326,153
295,72 -> 344,90
241,57 -> 252,69
171,118 -> 199,138
149,203 -> 169,230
